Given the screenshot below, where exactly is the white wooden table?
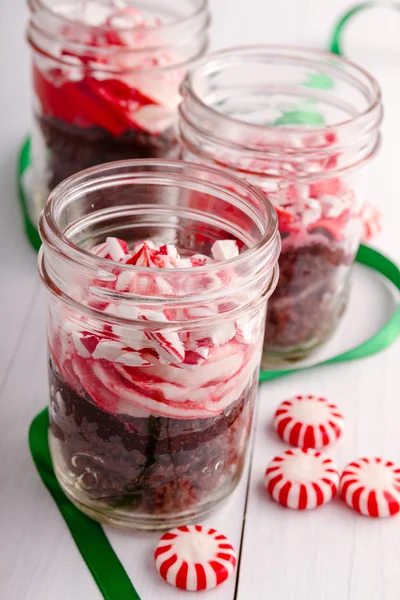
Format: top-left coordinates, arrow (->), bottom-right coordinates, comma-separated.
0,1 -> 399,598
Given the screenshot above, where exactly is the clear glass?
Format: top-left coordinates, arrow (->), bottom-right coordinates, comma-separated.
178,46 -> 382,363
38,159 -> 280,530
26,0 -> 210,226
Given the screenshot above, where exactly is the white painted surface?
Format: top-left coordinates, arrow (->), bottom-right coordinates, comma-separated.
0,1 -> 399,599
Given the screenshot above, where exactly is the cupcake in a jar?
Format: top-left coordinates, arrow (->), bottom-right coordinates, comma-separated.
38,159 -> 280,530
178,46 -> 382,362
26,0 -> 210,229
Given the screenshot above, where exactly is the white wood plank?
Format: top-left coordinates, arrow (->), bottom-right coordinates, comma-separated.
0,289 -> 101,600
0,0 -> 41,386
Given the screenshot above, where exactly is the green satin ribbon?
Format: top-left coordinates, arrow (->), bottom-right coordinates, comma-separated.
29,408 -> 141,600
260,244 -> 400,381
18,138 -> 41,251
329,1 -> 400,56
273,109 -> 325,127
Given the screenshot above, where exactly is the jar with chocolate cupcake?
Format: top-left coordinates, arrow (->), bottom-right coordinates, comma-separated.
178,46 -> 382,362
38,160 -> 280,530
26,0 -> 210,228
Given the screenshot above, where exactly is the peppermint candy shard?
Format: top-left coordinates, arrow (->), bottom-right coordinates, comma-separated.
211,240 -> 239,261
106,237 -> 129,262
91,237 -> 128,261
125,242 -> 157,267
155,525 -> 237,591
361,203 -> 383,242
274,394 -> 344,448
190,253 -> 212,267
139,311 -> 185,364
264,448 -> 340,510
340,457 -> 400,518
91,241 -> 110,258
71,332 -> 98,358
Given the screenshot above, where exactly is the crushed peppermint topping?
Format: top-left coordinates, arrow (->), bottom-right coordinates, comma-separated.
90,238 -> 240,267
48,236 -> 263,419
33,5 -> 183,136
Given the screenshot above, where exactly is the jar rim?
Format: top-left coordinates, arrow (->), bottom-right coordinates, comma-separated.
28,32 -> 209,74
39,158 -> 280,277
28,0 -> 209,33
178,110 -> 382,181
27,0 -> 210,70
181,45 -> 382,136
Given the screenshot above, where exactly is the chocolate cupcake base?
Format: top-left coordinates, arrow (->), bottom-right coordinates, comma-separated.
263,238 -> 352,360
48,360 -> 256,530
37,115 -> 178,191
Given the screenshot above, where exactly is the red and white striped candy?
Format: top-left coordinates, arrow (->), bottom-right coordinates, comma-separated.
125,242 -> 158,267
155,525 -> 237,591
265,448 -> 339,510
361,203 -> 383,242
91,241 -> 110,258
106,237 -> 129,262
91,237 -> 128,262
340,457 -> 400,518
274,394 -> 344,449
156,244 -> 180,267
139,310 -> 185,364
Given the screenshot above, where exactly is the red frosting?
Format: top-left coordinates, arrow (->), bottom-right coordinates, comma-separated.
33,10 -> 176,136
34,66 -> 158,136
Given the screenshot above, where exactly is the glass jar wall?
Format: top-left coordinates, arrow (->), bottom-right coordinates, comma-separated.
26,0 -> 210,227
178,46 -> 382,362
38,159 -> 280,530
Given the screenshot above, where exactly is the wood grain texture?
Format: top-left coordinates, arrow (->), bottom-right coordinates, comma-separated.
0,0 -> 399,598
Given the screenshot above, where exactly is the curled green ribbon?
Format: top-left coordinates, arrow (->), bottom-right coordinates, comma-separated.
18,138 -> 41,251
260,244 -> 400,381
29,409 -> 141,600
329,1 -> 400,56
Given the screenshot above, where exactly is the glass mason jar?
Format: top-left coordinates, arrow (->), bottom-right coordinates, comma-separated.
38,160 -> 280,530
26,0 -> 210,228
178,46 -> 383,362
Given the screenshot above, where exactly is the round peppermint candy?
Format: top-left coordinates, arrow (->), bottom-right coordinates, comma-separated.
274,394 -> 344,449
340,457 -> 400,518
265,448 -> 340,510
155,525 -> 237,591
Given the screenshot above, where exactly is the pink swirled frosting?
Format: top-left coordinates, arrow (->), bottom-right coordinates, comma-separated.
49,238 -> 263,419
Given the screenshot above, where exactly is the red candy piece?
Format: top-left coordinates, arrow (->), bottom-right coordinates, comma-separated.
307,217 -> 346,240
265,448 -> 339,510
340,457 -> 400,518
125,242 -> 157,266
155,525 -> 237,591
309,177 -> 342,199
274,394 -> 344,449
275,205 -> 298,236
